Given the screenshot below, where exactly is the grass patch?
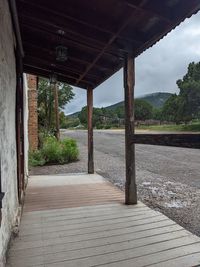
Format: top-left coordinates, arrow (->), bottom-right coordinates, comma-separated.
29,136 -> 79,167
137,123 -> 200,132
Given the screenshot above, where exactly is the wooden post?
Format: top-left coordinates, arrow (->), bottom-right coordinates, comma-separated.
87,88 -> 94,174
124,55 -> 137,204
54,83 -> 60,140
16,50 -> 25,204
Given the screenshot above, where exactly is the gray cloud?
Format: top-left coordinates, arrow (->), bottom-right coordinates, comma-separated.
65,12 -> 200,115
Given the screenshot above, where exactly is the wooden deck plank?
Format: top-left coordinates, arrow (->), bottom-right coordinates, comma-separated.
6,174 -> 200,267
19,211 -> 161,236
20,207 -> 156,229
9,233 -> 196,267
10,219 -> 177,251
150,252 -> 200,267
9,225 -> 183,259
15,215 -> 168,242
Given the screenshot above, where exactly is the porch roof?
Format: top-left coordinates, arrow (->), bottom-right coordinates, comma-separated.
16,0 -> 200,89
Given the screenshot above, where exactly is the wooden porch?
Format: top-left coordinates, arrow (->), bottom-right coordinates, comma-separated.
7,174 -> 200,267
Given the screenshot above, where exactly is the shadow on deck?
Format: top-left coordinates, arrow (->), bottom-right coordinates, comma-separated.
7,174 -> 200,267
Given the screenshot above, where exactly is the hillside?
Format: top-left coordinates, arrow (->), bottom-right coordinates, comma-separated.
68,92 -> 172,117
106,92 -> 172,111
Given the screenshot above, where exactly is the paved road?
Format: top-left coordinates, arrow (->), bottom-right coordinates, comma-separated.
32,129 -> 200,236
63,129 -> 200,188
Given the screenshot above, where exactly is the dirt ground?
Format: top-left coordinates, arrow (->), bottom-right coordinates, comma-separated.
30,129 -> 200,237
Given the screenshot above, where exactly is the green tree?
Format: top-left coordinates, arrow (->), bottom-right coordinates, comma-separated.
162,94 -> 180,123
134,99 -> 153,120
38,78 -> 74,132
115,106 -> 125,119
78,106 -> 104,127
176,62 -> 200,123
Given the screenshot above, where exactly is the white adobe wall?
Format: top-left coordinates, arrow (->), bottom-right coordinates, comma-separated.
0,0 -> 19,265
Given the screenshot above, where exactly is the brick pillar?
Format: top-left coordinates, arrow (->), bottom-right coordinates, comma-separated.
27,74 -> 38,150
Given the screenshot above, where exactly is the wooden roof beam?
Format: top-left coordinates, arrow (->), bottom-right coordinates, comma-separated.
18,0 -> 144,47
21,23 -> 122,59
23,42 -> 113,72
18,0 -> 116,35
20,14 -> 143,52
24,55 -> 99,81
76,0 -> 148,86
24,65 -> 94,88
125,1 -> 172,24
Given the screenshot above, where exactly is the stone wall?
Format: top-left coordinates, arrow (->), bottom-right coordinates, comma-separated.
27,75 -> 38,151
0,0 -> 19,265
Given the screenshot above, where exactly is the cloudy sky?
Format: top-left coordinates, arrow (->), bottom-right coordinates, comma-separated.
65,11 -> 200,115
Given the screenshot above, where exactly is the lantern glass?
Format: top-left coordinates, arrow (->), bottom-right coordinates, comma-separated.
50,73 -> 57,84
56,45 -> 68,62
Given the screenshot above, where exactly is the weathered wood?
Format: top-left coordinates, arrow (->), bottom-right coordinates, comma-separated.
16,50 -> 25,204
130,134 -> 200,149
54,83 -> 60,140
124,55 -> 137,205
87,88 -> 94,174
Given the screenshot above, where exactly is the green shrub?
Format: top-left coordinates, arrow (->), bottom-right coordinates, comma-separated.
61,138 -> 79,162
29,137 -> 79,167
29,150 -> 46,167
104,125 -> 111,129
96,123 -> 104,129
42,136 -> 62,163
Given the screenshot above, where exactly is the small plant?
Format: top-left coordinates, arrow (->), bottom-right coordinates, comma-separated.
104,125 -> 111,129
29,150 -> 46,167
29,136 -> 79,167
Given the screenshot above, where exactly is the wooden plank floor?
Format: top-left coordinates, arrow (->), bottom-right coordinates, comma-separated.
6,174 -> 200,267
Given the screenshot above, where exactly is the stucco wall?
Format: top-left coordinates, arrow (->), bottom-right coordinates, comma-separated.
0,0 -> 19,265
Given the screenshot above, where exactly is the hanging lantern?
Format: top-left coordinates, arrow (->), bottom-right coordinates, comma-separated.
50,73 -> 57,84
56,45 -> 68,62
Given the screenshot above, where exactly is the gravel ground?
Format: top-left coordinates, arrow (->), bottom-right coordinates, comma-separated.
30,129 -> 200,236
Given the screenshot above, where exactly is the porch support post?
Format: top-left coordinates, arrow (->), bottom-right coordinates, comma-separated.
54,83 -> 60,140
124,55 -> 137,204
87,88 -> 94,174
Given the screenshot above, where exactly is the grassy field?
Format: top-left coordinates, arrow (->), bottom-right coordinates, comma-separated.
137,123 -> 200,132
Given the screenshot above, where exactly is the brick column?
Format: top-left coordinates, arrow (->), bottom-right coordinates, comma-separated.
27,74 -> 38,150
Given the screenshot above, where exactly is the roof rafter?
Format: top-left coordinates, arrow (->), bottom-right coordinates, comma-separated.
18,0 -> 144,46
20,14 -> 142,53
76,0 -> 148,86
125,1 -> 172,24
21,23 -> 122,59
24,55 -> 99,81
23,42 -> 112,71
24,65 -> 94,88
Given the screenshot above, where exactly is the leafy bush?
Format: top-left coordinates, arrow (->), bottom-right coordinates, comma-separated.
29,137 -> 79,167
29,150 -> 46,167
104,125 -> 111,129
96,124 -> 104,129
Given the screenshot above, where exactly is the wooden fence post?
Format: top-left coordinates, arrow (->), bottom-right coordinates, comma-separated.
87,88 -> 94,174
124,55 -> 137,204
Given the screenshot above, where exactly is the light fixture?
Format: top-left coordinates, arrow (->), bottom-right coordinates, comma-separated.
50,73 -> 57,84
56,45 -> 68,62
56,29 -> 68,62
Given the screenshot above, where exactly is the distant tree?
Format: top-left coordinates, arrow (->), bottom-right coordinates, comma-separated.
38,78 -> 74,132
152,108 -> 162,121
176,62 -> 200,123
115,106 -> 125,119
78,106 -> 103,127
134,99 -> 153,120
78,106 -> 87,126
162,94 -> 180,123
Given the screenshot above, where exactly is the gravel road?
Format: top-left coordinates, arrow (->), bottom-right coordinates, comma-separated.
31,129 -> 200,236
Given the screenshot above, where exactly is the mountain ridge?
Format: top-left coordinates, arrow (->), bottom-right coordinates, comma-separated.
68,92 -> 172,117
